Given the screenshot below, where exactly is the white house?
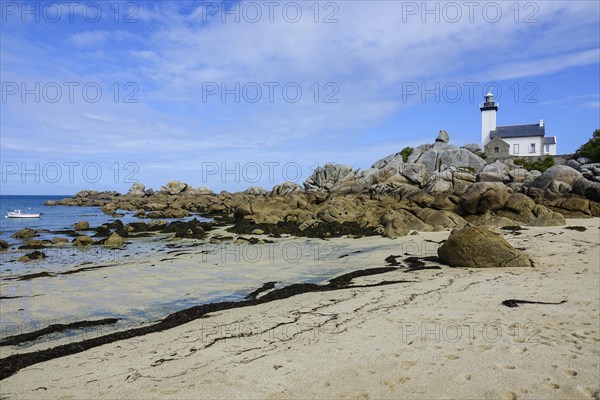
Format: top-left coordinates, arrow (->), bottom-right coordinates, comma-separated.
480,91 -> 557,157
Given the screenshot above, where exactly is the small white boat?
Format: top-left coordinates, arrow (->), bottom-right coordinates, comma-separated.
6,210 -> 41,218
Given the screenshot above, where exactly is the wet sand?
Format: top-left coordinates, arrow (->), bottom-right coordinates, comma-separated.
1,218 -> 599,399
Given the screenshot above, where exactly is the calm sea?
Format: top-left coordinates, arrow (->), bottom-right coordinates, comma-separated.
0,195 -> 141,242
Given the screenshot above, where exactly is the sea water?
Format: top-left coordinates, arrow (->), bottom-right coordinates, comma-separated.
0,195 -> 142,242
0,195 -> 379,344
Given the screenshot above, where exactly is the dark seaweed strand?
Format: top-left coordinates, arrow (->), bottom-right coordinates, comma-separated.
502,299 -> 567,308
0,319 -> 119,346
244,281 -> 277,300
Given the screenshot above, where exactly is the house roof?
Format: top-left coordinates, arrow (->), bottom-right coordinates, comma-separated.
543,136 -> 557,145
490,124 -> 545,139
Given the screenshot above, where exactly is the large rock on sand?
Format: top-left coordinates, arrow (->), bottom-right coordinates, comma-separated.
528,211 -> 566,227
438,225 -> 533,268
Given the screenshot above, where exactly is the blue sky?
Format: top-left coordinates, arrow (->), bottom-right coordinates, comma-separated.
1,0 -> 599,195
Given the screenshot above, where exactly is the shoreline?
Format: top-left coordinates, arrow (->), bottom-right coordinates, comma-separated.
1,218 -> 598,399
0,225 -> 444,356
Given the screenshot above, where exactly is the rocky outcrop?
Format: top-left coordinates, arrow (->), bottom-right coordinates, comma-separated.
357,156 -> 428,193
20,239 -> 47,249
145,202 -> 167,211
461,143 -> 484,157
477,161 -> 510,183
101,203 -> 117,215
423,168 -> 476,195
381,212 -> 409,238
244,187 -> 269,196
496,193 -> 536,223
48,131 -> 600,241
127,183 -> 146,196
435,129 -> 449,143
317,197 -> 360,225
270,181 -> 303,196
190,187 -> 214,195
528,211 -> 566,227
11,228 -> 37,239
72,236 -> 94,246
105,232 -> 124,247
330,139 -> 484,197
579,163 -> 600,182
18,251 -> 46,262
73,221 -> 89,230
0,239 -> 9,250
528,165 -> 583,192
74,190 -> 119,199
161,181 -> 189,195
252,205 -> 288,224
304,164 -> 356,193
407,141 -> 486,175
472,210 -> 518,229
364,155 -> 427,187
564,158 -> 600,182
162,219 -> 207,239
508,168 -> 530,183
572,178 -> 600,202
522,170 -> 542,185
370,182 -> 420,198
167,209 -> 189,218
438,225 -> 533,268
459,182 -> 510,214
417,208 -> 466,229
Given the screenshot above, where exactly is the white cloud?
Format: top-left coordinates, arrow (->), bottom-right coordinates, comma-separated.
539,94 -> 600,107
70,30 -> 110,47
486,49 -> 599,81
583,101 -> 600,109
82,113 -> 112,122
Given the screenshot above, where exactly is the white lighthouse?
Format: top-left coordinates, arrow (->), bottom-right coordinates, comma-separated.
480,91 -> 498,146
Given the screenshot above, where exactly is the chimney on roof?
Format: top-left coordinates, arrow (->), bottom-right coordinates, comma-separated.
539,119 -> 544,127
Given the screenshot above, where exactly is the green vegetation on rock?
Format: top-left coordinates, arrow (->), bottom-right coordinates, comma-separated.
400,146 -> 414,162
576,129 -> 600,162
514,156 -> 555,172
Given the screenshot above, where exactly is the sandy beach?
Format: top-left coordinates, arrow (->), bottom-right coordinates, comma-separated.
1,218 -> 598,399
